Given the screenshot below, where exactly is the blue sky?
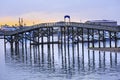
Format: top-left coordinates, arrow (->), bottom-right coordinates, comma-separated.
0,0 -> 120,25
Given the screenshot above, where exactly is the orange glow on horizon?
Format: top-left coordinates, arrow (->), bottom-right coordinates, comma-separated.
0,12 -> 65,26
0,17 -> 59,26
0,12 -> 84,26
0,17 -> 39,26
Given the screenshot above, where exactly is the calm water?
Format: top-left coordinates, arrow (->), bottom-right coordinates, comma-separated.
0,39 -> 120,80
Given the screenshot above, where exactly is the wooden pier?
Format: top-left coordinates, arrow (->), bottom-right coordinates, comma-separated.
2,22 -> 120,48
2,22 -> 120,69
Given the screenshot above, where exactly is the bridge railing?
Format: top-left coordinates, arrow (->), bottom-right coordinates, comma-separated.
3,22 -> 120,36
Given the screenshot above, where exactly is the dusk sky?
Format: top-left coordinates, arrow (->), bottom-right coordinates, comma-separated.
0,0 -> 120,25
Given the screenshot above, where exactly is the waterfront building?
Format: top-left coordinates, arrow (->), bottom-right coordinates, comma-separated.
0,25 -> 17,31
86,20 -> 117,26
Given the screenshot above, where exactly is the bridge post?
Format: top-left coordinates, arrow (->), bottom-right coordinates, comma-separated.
109,31 -> 112,66
98,30 -> 101,48
41,28 -> 44,64
87,29 -> 90,48
92,29 -> 94,48
25,32 -> 28,62
52,27 -> 54,67
21,33 -> 25,62
77,27 -> 80,68
81,28 -> 84,69
37,29 -> 40,64
114,32 -> 117,48
92,29 -> 95,68
103,30 -> 106,67
33,31 -> 37,63
98,30 -> 101,68
109,31 -> 112,48
4,36 -> 6,53
47,27 -> 51,67
64,26 -> 67,68
67,26 -> 70,68
29,31 -> 32,64
103,30 -> 105,48
64,26 -> 67,69
14,35 -> 19,56
10,36 -> 14,55
87,28 -> 90,68
4,36 -> 7,55
60,26 -> 64,67
72,27 -> 75,68
114,32 -> 117,65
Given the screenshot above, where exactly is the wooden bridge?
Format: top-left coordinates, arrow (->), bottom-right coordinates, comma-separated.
2,22 -> 120,36
2,22 -> 120,69
2,22 -> 120,52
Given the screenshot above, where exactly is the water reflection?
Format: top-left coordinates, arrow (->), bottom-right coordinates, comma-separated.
2,28 -> 120,79
4,41 -> 120,79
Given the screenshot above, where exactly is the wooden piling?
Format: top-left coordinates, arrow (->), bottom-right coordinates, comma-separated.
52,27 -> 54,67
77,28 -> 80,68
64,26 -> 67,68
81,28 -> 84,68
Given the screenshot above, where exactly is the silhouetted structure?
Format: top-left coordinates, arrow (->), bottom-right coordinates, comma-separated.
2,21 -> 120,70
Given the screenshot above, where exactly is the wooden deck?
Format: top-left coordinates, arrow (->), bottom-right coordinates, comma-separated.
1,22 -> 120,36
88,47 -> 120,52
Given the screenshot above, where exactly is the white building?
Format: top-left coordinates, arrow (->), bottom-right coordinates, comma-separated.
86,20 -> 117,26
0,25 -> 17,31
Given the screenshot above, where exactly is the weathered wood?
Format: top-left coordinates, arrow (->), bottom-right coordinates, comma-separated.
88,47 -> 120,52
2,22 -> 120,36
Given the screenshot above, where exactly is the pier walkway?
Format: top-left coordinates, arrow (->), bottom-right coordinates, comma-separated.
1,21 -> 120,49
2,21 -> 120,69
1,22 -> 120,36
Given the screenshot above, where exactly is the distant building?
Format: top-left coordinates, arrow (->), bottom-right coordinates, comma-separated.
0,25 -> 17,31
86,20 -> 117,26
